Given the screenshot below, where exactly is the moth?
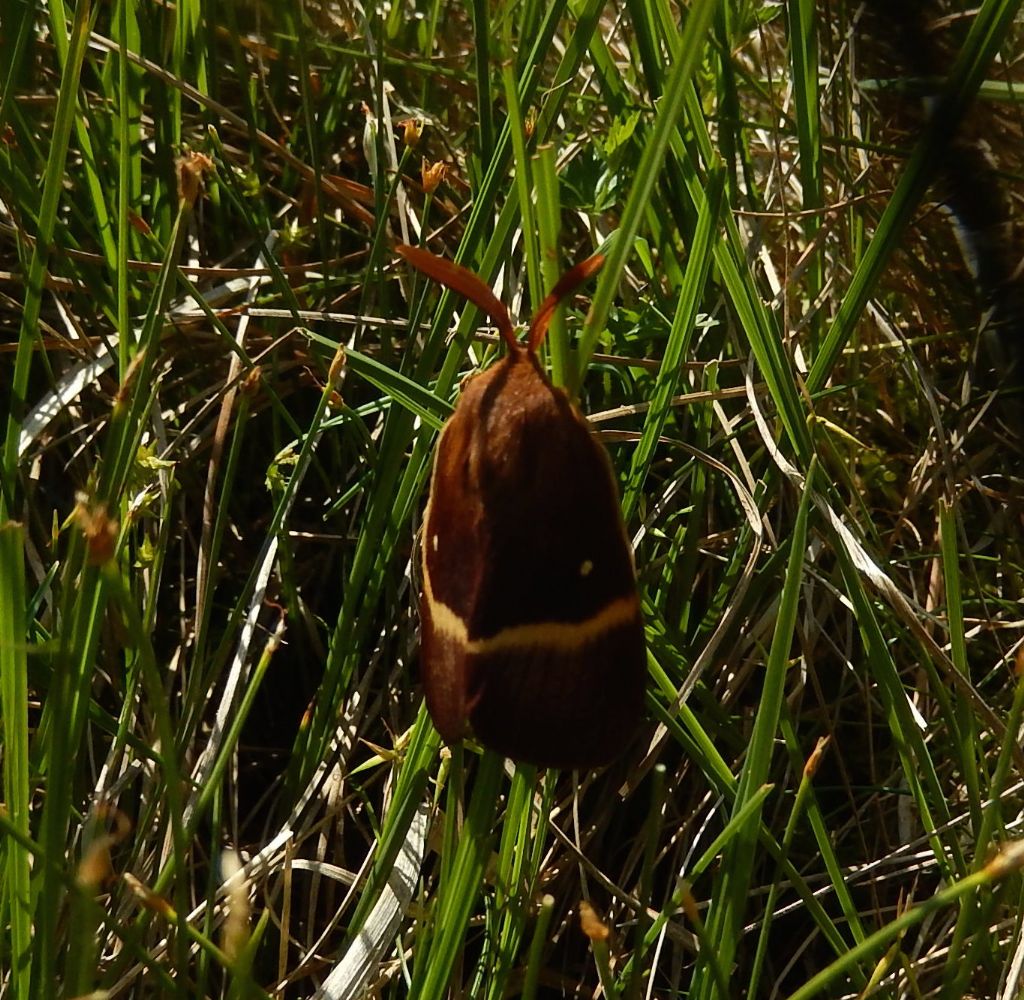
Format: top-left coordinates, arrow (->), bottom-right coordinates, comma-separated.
399,243 -> 645,769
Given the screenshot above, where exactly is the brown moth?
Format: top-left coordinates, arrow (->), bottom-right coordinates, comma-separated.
399,243 -> 645,769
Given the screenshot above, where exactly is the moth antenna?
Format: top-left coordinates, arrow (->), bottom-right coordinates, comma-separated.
396,243 -> 519,351
526,254 -> 605,353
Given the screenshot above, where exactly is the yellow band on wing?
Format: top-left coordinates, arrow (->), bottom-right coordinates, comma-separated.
424,565 -> 639,654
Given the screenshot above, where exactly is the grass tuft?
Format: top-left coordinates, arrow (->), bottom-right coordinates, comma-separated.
2,1 -> 1023,997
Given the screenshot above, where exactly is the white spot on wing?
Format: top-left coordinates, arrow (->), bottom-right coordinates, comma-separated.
580,559 -> 594,577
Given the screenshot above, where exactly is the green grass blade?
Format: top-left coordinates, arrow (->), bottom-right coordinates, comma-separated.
1,0 -> 91,516
0,522 -> 31,998
410,753 -> 504,998
622,169 -> 723,519
575,0 -> 717,392
692,457 -> 814,997
807,0 -> 1022,394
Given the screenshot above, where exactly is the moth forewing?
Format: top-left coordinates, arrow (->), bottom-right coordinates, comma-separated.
403,246 -> 646,768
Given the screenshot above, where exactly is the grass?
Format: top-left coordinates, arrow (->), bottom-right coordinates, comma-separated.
2,0 -> 1024,997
